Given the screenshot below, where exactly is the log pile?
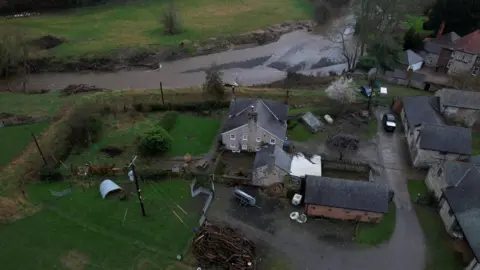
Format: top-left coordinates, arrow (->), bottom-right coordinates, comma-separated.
193,222 -> 256,269
62,84 -> 105,95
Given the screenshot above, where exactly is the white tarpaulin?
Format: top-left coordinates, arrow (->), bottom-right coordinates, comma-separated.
99,179 -> 122,199
290,153 -> 322,178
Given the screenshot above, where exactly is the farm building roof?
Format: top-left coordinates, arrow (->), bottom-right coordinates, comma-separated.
253,144 -> 291,173
418,124 -> 472,155
435,88 -> 480,110
403,96 -> 443,128
424,32 -> 461,54
304,175 -> 389,213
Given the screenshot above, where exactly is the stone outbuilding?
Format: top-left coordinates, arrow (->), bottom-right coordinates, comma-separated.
251,144 -> 291,186
303,175 -> 389,223
435,88 -> 480,128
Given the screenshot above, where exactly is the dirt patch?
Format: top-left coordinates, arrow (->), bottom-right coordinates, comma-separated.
60,250 -> 90,270
30,35 -> 65,50
0,195 -> 40,223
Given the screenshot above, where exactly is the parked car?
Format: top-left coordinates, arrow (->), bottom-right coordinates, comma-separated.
382,113 -> 396,132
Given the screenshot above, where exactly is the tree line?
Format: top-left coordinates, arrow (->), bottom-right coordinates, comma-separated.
0,0 -> 104,13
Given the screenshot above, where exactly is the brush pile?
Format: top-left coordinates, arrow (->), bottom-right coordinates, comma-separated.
193,222 -> 256,269
62,84 -> 105,95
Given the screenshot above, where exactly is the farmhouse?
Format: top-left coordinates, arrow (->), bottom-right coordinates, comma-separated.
399,49 -> 424,71
221,98 -> 288,152
435,88 -> 480,128
437,29 -> 480,76
401,96 -> 471,168
439,166 -> 480,270
426,157 -> 480,199
251,144 -> 292,186
422,31 -> 460,67
303,175 -> 389,223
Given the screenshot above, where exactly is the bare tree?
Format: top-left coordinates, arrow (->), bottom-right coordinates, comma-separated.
327,18 -> 361,71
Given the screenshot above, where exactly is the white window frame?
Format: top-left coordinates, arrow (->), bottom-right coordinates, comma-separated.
270,138 -> 276,144
242,135 -> 248,140
446,60 -> 452,68
241,144 -> 247,150
230,144 -> 236,149
255,146 -> 261,151
230,134 -> 235,140
256,137 -> 261,142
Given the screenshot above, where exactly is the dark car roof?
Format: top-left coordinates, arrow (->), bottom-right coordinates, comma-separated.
384,114 -> 396,121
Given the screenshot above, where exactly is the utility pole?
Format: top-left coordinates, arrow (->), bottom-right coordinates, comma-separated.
31,132 -> 47,165
128,156 -> 146,217
160,81 -> 165,106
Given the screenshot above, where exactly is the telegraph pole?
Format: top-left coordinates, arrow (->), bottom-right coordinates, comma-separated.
160,81 -> 165,106
31,132 -> 47,165
129,156 -> 146,217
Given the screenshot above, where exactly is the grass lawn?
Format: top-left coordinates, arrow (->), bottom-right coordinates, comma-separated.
168,114 -> 221,156
0,121 -> 51,167
0,179 -> 199,269
407,180 -> 464,270
287,124 -> 314,142
0,92 -> 73,117
1,0 -> 311,57
355,203 -> 396,245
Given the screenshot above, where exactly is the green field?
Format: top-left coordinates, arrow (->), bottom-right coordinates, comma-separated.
0,121 -> 51,167
0,179 -> 199,269
407,180 -> 464,270
1,0 -> 311,57
355,203 -> 396,245
0,92 -> 73,117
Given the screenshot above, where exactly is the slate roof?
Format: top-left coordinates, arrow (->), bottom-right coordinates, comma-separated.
419,124 -> 472,155
253,144 -> 291,173
403,96 -> 443,128
442,167 -> 480,261
451,30 -> 480,54
304,176 -> 389,213
386,69 -> 426,82
444,157 -> 480,186
223,98 -> 288,140
399,50 -> 423,65
424,32 -> 461,54
435,88 -> 480,110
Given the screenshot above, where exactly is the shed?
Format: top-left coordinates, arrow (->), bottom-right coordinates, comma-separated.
99,179 -> 122,199
301,112 -> 324,133
399,50 -> 424,71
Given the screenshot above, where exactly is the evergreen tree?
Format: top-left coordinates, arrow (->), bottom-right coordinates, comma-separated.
424,0 -> 480,36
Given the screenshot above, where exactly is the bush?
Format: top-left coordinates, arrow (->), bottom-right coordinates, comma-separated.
403,27 -> 424,51
67,114 -> 103,148
357,56 -> 379,70
159,111 -> 178,131
203,65 -> 226,102
161,2 -> 182,35
138,126 -> 172,156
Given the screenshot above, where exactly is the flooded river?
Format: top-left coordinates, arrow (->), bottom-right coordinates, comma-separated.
2,15 -> 355,91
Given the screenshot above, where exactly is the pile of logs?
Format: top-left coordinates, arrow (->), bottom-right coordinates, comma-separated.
62,84 -> 105,95
193,222 -> 256,269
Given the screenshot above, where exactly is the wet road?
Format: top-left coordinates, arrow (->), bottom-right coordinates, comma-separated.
2,17 -> 354,91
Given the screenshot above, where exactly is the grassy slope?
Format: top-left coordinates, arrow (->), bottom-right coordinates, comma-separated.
355,203 -> 396,245
407,180 -> 463,270
0,92 -> 74,117
1,0 -> 311,57
0,121 -> 50,167
0,179 -> 198,269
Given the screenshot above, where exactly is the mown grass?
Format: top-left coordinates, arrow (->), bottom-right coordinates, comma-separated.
0,121 -> 51,167
355,203 -> 396,245
0,179 -> 199,269
407,180 -> 464,270
1,0 -> 311,57
0,92 -> 73,117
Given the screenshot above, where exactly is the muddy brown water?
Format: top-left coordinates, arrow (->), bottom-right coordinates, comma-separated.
1,15 -> 355,92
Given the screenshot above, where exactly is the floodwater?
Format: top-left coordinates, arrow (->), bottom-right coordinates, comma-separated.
2,15 -> 355,91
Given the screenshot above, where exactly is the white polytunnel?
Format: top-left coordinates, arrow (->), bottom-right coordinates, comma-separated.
99,179 -> 122,199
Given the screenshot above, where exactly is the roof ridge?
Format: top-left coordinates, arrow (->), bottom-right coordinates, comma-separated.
259,100 -> 279,121
455,168 -> 473,187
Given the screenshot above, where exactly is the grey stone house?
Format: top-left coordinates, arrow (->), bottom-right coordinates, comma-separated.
435,88 -> 480,127
251,144 -> 291,186
401,96 -> 471,168
437,30 -> 480,76
422,32 -> 460,67
426,157 -> 480,199
439,165 -> 480,270
221,98 -> 288,152
385,69 -> 426,90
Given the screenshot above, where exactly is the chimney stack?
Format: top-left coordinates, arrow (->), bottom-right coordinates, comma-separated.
436,21 -> 446,38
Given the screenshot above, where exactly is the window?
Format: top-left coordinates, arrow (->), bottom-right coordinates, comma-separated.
256,137 -> 261,142
241,144 -> 247,150
437,167 -> 443,177
230,134 -> 235,140
242,135 -> 248,140
448,208 -> 454,217
270,138 -> 276,144
230,144 -> 236,149
255,146 -> 261,151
